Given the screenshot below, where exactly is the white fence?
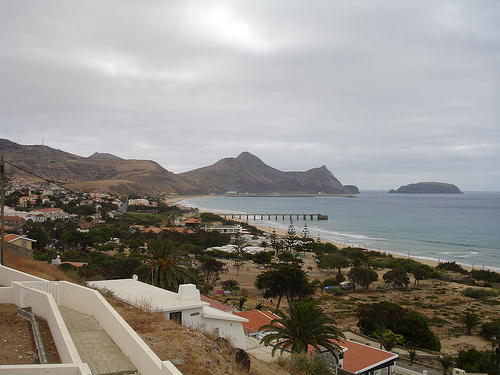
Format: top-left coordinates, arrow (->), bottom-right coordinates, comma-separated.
34,281 -> 60,305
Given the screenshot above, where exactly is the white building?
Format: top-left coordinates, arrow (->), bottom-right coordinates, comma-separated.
27,208 -> 69,222
204,224 -> 243,235
88,279 -> 248,349
128,198 -> 150,205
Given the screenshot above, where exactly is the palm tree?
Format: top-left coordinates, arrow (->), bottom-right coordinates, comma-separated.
407,349 -> 417,366
460,311 -> 481,337
438,354 -> 455,375
259,300 -> 345,360
134,239 -> 190,291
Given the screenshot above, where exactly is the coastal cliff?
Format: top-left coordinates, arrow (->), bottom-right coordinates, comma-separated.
388,182 -> 463,194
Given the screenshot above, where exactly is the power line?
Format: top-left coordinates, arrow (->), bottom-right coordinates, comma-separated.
4,160 -> 83,198
3,159 -> 159,226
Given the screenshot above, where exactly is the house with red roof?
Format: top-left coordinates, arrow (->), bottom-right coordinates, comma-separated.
142,227 -> 164,234
19,195 -> 38,207
234,309 -> 398,375
233,309 -> 282,339
28,208 -> 68,222
338,339 -> 398,375
4,233 -> 36,251
200,295 -> 235,313
184,218 -> 201,229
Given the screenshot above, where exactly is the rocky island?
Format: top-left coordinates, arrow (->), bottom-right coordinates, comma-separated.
388,182 -> 463,194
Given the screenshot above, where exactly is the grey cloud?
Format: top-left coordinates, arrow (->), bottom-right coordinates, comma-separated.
0,0 -> 498,190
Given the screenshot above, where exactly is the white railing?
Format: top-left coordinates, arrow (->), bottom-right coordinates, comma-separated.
35,281 -> 60,305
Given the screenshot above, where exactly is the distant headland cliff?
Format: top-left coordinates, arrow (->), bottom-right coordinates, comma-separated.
388,182 -> 463,194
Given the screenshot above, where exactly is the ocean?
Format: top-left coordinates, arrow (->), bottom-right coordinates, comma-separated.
180,191 -> 500,272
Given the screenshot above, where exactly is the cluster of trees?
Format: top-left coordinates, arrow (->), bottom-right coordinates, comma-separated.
357,301 -> 441,351
58,251 -> 142,280
315,244 -> 458,291
439,347 -> 498,375
255,263 -> 314,308
267,220 -> 316,256
437,262 -> 500,285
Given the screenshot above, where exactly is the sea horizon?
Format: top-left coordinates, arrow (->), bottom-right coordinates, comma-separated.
180,191 -> 500,273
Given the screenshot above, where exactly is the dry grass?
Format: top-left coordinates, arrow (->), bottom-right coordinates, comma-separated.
5,251 -> 78,282
108,298 -> 292,375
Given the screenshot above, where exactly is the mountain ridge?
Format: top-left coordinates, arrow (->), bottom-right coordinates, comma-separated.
179,151 -> 350,195
0,139 -> 351,196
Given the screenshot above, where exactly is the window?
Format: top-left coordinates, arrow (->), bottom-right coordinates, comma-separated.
169,311 -> 182,324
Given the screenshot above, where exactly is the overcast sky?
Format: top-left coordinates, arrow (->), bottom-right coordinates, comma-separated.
1,1 -> 499,191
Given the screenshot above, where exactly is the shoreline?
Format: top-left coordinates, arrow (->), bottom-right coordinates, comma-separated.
175,195 -> 491,273
244,219 -> 457,271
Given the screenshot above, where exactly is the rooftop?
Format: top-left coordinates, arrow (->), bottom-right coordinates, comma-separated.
89,279 -> 208,312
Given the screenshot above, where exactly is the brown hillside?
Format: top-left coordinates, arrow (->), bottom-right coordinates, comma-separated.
0,139 -> 202,196
179,151 -> 350,194
1,139 -> 351,196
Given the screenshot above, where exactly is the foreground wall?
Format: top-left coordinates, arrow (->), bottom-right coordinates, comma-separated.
0,265 -> 90,375
0,265 -> 44,286
59,281 -> 183,375
4,243 -> 33,259
0,266 -> 182,375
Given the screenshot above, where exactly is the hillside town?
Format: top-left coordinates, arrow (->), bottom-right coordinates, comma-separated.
1,177 -> 500,375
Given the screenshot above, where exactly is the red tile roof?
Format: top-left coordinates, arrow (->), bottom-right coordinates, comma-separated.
4,234 -> 36,243
233,309 -> 397,374
60,262 -> 88,268
336,339 -> 398,374
166,227 -> 195,233
233,310 -> 282,333
30,208 -> 64,213
142,227 -> 164,233
200,295 -> 234,312
184,218 -> 201,224
4,216 -> 25,222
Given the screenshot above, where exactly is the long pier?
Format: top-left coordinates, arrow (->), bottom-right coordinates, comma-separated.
222,213 -> 328,221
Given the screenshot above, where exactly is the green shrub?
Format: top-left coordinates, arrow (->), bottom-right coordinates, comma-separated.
436,261 -> 468,275
469,269 -> 500,283
480,319 -> 500,340
462,287 -> 495,299
277,353 -> 333,375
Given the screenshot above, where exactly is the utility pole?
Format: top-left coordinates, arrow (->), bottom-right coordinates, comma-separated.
1,154 -> 5,265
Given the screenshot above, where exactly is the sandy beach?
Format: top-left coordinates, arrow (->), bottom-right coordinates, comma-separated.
235,216 -> 456,271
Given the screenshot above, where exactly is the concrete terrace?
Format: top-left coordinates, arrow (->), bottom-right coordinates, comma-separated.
0,265 -> 183,375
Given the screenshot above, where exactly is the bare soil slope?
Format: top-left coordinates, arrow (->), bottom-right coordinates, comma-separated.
0,138 -> 201,195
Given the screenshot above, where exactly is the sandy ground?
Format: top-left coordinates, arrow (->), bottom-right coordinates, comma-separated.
213,250 -> 499,356
0,304 -> 60,365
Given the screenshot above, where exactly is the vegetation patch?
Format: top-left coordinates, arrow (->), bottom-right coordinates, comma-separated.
462,287 -> 497,299
480,299 -> 500,306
